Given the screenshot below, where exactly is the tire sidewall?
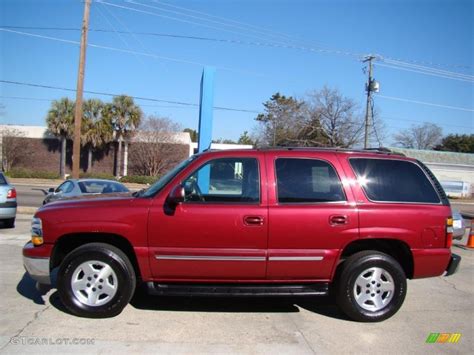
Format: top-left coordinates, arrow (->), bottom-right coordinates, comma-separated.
338,253 -> 407,322
58,245 -> 135,318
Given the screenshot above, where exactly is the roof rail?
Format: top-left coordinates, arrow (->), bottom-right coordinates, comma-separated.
256,146 -> 406,156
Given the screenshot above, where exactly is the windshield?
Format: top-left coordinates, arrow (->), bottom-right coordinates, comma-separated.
141,155 -> 198,197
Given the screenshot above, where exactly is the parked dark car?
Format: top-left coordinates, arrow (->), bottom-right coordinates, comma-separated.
43,179 -> 130,205
0,172 -> 17,228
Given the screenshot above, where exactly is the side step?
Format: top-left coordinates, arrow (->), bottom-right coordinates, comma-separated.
147,282 -> 329,297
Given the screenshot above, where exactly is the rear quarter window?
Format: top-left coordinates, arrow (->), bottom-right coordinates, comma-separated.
350,158 -> 440,204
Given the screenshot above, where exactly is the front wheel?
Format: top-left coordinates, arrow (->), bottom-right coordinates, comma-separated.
336,251 -> 407,322
57,243 -> 136,318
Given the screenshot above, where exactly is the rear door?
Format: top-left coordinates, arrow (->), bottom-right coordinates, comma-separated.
344,157 -> 450,253
266,151 -> 359,281
147,152 -> 269,280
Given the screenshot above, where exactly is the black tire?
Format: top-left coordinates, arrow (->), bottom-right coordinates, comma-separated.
4,218 -> 15,228
57,243 -> 136,318
336,251 -> 407,322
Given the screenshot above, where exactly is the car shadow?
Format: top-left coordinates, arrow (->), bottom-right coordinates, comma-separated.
16,272 -> 50,305
40,282 -> 348,320
0,220 -> 14,229
48,290 -> 74,315
128,285 -> 348,320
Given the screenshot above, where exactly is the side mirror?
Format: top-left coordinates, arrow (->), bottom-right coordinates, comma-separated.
167,185 -> 184,207
48,188 -> 55,193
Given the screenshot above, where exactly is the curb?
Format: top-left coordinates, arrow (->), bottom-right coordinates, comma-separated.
17,206 -> 39,215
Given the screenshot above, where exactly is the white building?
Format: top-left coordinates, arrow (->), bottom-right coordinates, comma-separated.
390,147 -> 474,197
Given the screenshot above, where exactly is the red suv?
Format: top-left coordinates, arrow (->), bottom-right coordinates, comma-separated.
23,148 -> 460,321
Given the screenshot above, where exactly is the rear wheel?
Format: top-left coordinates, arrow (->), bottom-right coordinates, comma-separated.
57,243 -> 136,318
336,251 -> 407,322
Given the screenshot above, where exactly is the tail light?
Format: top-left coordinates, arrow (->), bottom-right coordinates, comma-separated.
446,217 -> 453,248
7,188 -> 16,199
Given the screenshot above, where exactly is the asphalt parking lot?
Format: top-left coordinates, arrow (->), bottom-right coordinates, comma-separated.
0,214 -> 472,354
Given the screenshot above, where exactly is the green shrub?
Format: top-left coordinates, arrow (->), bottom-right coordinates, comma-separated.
120,175 -> 158,185
6,169 -> 60,179
78,172 -> 117,180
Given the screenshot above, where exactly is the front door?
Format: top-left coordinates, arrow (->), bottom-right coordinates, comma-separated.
148,154 -> 268,280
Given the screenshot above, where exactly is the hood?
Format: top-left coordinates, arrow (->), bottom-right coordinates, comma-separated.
40,193 -> 135,210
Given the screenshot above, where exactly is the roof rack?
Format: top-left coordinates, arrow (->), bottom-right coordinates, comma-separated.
256,146 -> 406,156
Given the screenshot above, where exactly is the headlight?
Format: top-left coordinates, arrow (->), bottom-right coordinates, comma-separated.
31,217 -> 43,246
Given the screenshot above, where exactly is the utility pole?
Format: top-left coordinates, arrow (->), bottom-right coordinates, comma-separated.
363,55 -> 376,149
72,0 -> 91,179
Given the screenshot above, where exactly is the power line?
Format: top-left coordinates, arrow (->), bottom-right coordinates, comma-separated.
375,63 -> 474,83
375,94 -> 474,112
136,0 -> 359,57
0,95 -> 52,102
150,0 -> 471,69
375,59 -> 474,83
148,0 -> 471,71
98,0 -> 287,46
381,115 -> 474,130
0,25 -> 361,56
151,1 -> 472,71
2,25 -> 471,83
95,2 -> 146,66
384,59 -> 474,80
0,28 -> 261,76
0,79 -> 260,113
2,94 -> 471,130
0,95 -> 199,110
102,1 -> 474,80
150,0 -> 311,44
98,0 -> 362,58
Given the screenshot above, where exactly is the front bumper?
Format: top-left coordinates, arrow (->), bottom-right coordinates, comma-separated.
23,242 -> 51,285
445,254 -> 461,276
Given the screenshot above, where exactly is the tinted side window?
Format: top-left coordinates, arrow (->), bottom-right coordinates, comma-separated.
0,173 -> 7,185
276,158 -> 346,203
63,181 -> 75,193
350,158 -> 440,203
55,182 -> 69,193
184,158 -> 260,203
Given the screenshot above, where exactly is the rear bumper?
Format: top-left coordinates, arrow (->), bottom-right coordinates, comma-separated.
22,242 -> 51,285
412,248 -> 452,278
0,204 -> 17,219
445,254 -> 461,276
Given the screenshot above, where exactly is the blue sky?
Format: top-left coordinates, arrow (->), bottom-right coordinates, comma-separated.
0,0 -> 473,144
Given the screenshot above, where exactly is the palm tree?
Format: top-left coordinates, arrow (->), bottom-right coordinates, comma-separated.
108,95 -> 142,177
46,98 -> 75,178
81,99 -> 113,173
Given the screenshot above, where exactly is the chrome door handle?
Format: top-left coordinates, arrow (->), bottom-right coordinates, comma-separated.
244,216 -> 264,226
329,215 -> 348,225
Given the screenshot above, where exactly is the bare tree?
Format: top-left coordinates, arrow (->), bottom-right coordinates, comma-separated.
306,86 -> 364,148
1,127 -> 32,172
255,93 -> 328,147
394,122 -> 443,150
129,116 -> 184,177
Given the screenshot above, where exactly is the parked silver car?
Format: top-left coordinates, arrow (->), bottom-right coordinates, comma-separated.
0,172 -> 17,228
43,179 -> 130,205
452,209 -> 466,240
